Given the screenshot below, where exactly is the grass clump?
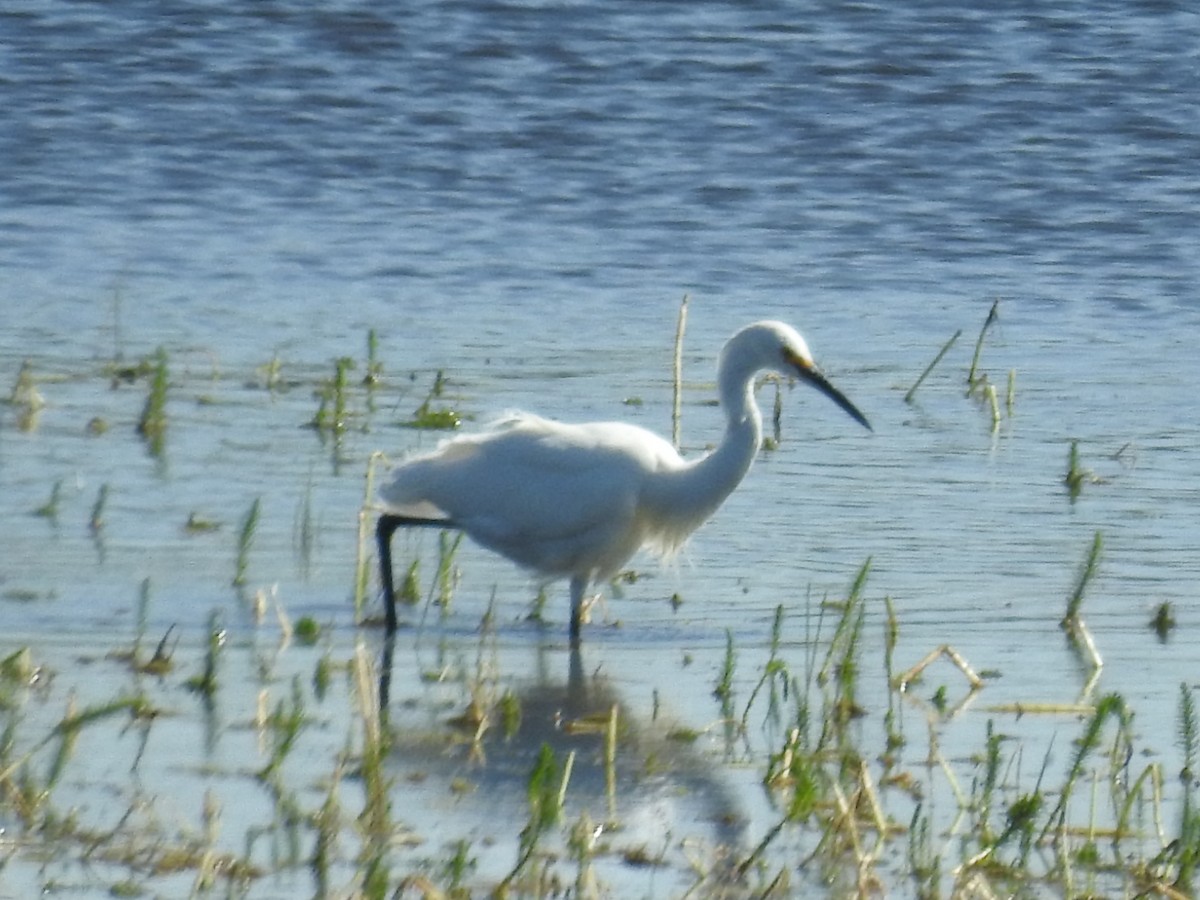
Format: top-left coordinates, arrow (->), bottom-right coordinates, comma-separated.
88,483 -> 109,532
232,497 -> 261,588
7,360 -> 45,431
294,616 -> 321,645
1152,601 -> 1176,639
497,743 -> 573,892
404,370 -> 461,430
311,356 -> 355,434
1063,439 -> 1101,500
258,677 -> 308,781
364,328 -> 383,386
184,611 -> 225,698
32,479 -> 63,521
966,300 -> 999,396
1058,530 -> 1104,671
136,347 -> 169,455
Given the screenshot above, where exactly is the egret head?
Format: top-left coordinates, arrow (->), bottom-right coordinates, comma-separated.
723,321 -> 872,431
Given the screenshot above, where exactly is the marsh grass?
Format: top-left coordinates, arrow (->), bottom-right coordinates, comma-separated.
406,370 -> 462,430
498,743 -> 574,892
431,530 -> 464,615
1061,531 -> 1104,670
364,328 -> 383,387
967,300 -> 999,396
233,497 -> 261,588
136,347 -> 169,455
904,329 -> 960,404
1064,438 -> 1102,500
721,554 -> 1198,898
672,294 -> 688,450
33,478 -> 63,521
184,611 -> 225,698
257,351 -> 283,392
311,356 -> 355,434
0,338 -> 1193,897
713,628 -> 736,706
1,576 -> 1195,898
354,452 -> 384,623
294,481 -> 316,578
88,482 -> 109,532
1152,601 -> 1177,639
258,677 -> 307,781
7,359 -> 45,430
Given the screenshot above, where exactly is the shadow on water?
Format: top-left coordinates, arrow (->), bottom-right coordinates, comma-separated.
377,629 -> 748,890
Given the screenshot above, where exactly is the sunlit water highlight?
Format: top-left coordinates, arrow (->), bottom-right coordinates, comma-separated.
2,0 -> 1199,895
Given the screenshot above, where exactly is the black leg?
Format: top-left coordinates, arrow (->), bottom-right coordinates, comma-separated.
378,629 -> 396,719
376,514 -> 403,633
568,575 -> 586,647
376,513 -> 458,633
376,513 -> 458,713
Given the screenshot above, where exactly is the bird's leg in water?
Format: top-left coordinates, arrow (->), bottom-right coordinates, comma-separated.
569,576 -> 587,646
376,514 -> 404,633
376,513 -> 460,633
378,630 -> 396,718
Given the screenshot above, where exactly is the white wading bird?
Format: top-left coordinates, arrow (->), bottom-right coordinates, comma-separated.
376,320 -> 870,644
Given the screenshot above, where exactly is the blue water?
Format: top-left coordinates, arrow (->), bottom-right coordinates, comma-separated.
2,1 -> 1199,893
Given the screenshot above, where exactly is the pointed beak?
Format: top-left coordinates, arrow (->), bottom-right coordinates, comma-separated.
789,353 -> 872,432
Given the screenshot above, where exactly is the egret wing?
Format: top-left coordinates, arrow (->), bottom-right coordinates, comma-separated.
379,414 -> 680,576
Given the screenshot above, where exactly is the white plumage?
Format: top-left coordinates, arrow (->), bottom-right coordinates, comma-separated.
376,320 -> 870,642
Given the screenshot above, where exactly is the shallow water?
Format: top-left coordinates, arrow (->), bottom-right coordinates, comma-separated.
3,0 -> 1199,895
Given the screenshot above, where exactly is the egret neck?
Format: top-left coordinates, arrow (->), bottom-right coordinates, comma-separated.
641,347 -> 765,542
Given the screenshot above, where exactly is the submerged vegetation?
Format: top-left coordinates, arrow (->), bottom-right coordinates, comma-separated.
0,313 -> 1187,897
136,346 -> 170,455
405,369 -> 463,430
0,553 -> 1194,898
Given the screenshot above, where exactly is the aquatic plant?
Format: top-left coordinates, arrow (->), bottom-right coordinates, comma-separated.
399,560 -> 421,606
404,370 -> 462,429
294,617 -> 321,645
294,482 -> 315,577
433,530 -> 463,614
1064,439 -> 1099,500
136,346 -> 169,454
352,641 -> 393,874
185,511 -> 221,533
364,328 -> 383,386
258,676 -> 308,781
32,479 -> 63,521
1171,684 -> 1200,893
354,453 -> 383,623
184,610 -> 225,698
498,743 -> 573,891
817,558 -> 871,725
7,359 -> 45,431
311,356 -> 355,434
672,293 -> 689,450
258,351 -> 283,392
1153,601 -> 1177,639
966,300 -> 999,396
904,329 -> 961,404
713,628 -> 737,708
1061,531 -> 1104,669
233,497 -> 261,588
88,483 -> 109,533
740,605 -> 791,736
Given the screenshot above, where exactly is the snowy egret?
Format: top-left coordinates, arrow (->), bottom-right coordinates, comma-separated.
376,320 -> 870,643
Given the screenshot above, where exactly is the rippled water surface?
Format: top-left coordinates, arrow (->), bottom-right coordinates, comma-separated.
2,1 -> 1198,896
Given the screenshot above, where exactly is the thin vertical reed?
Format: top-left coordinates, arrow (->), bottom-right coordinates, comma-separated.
672,294 -> 689,450
904,330 -> 960,404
